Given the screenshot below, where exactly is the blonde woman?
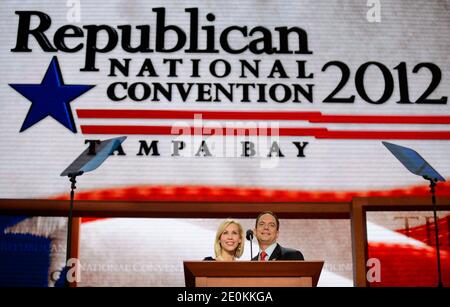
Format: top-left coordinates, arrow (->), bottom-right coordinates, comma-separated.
204,219 -> 244,261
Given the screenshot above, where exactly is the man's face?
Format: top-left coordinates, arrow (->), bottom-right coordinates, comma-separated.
254,213 -> 279,246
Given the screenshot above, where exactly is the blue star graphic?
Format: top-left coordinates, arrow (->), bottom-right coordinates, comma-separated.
9,56 -> 95,133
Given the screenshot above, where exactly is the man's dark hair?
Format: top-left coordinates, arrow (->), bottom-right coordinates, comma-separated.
255,211 -> 280,230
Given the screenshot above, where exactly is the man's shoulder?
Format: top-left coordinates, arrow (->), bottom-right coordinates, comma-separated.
278,245 -> 299,254
277,244 -> 304,260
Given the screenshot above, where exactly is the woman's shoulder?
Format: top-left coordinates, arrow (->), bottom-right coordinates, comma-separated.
203,256 -> 216,261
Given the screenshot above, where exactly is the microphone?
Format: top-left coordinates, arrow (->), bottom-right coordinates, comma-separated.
246,230 -> 253,259
246,229 -> 253,241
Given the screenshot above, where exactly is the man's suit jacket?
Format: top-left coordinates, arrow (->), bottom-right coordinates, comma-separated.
252,243 -> 304,261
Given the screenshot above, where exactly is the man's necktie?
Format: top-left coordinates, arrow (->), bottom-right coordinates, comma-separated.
260,251 -> 267,261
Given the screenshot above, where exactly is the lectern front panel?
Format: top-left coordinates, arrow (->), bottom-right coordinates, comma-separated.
196,277 -> 312,287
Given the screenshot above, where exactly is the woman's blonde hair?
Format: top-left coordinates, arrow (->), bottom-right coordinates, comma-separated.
214,219 -> 245,259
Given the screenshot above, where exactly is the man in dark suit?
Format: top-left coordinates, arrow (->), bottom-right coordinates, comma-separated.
251,211 -> 304,261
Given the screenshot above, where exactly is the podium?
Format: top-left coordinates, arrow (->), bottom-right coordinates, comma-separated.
184,261 -> 324,287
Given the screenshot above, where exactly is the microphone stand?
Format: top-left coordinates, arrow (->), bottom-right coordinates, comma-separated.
246,230 -> 254,260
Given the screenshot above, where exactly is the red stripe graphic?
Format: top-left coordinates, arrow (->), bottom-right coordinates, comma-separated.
76,109 -> 450,124
80,125 -> 450,140
53,181 -> 450,203
369,243 -> 450,287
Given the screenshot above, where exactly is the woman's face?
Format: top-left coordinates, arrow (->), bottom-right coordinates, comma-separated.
220,223 -> 242,253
